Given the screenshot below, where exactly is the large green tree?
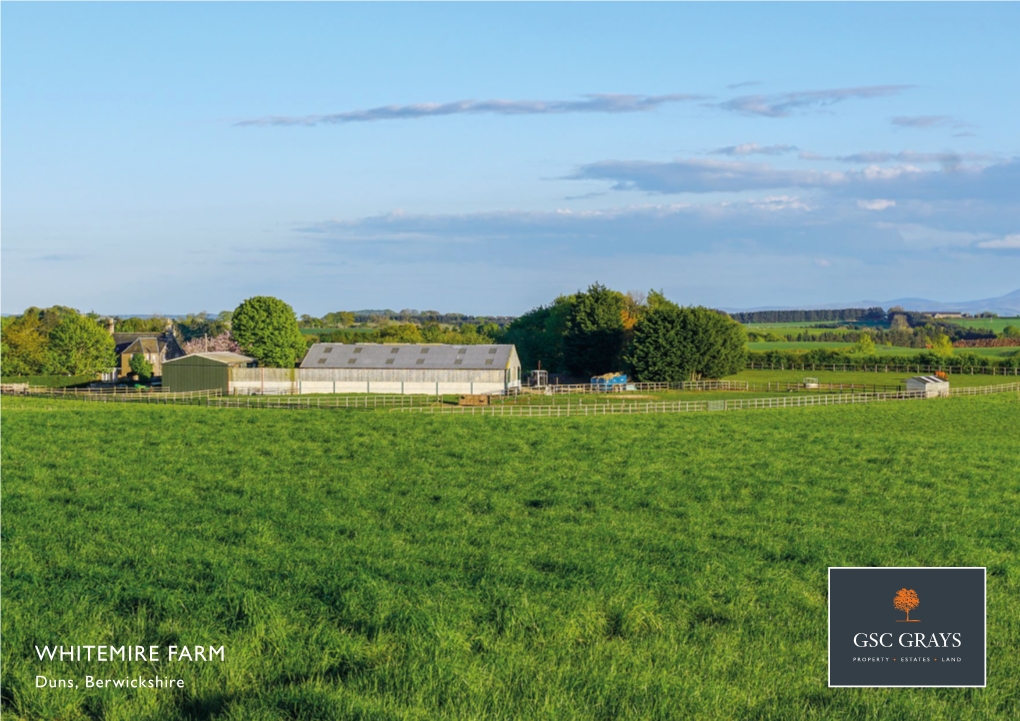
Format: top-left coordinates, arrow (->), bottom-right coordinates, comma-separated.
231,296 -> 307,367
1,314 -> 49,375
499,294 -> 577,374
626,305 -> 747,382
0,306 -> 81,376
564,283 -> 627,377
47,313 -> 116,376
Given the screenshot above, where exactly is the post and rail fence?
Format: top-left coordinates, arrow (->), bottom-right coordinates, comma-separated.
5,379 -> 1017,417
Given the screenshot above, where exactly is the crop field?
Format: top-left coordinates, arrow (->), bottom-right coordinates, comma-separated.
299,327 -> 374,336
2,393 -> 1019,721
747,341 -> 1018,358
942,317 -> 1020,335
748,341 -> 858,351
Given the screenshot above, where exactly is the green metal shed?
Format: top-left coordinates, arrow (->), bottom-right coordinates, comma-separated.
162,352 -> 254,394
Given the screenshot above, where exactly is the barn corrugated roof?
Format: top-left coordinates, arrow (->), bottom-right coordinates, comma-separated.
165,352 -> 254,365
301,343 -> 515,370
909,375 -> 948,384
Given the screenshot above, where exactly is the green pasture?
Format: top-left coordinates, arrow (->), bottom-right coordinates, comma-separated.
942,317 -> 1020,335
748,341 -> 857,351
299,327 -> 373,336
726,368 -> 1014,388
2,394 -> 1019,720
747,341 -> 1018,358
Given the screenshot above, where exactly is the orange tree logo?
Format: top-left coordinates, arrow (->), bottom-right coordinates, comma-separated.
894,588 -> 920,622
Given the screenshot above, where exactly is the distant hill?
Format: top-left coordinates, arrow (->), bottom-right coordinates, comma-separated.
723,288 -> 1020,317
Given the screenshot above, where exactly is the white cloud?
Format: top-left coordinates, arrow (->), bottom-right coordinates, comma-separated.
235,93 -> 708,127
715,85 -> 914,118
876,222 -> 987,249
976,234 -> 1020,249
710,142 -> 798,157
857,199 -> 897,211
859,164 -> 923,181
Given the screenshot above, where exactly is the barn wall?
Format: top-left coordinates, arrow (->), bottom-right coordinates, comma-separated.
164,359 -> 231,393
228,367 -> 511,395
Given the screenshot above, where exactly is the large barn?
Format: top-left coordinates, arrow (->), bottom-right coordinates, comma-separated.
288,343 -> 522,395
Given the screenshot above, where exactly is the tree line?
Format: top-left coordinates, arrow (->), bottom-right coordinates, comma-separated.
729,308 -> 886,324
501,284 -> 746,381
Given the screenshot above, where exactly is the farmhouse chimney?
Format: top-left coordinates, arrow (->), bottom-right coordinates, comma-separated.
107,317 -> 115,335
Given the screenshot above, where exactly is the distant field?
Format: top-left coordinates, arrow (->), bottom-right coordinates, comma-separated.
299,327 -> 374,335
748,341 -> 1018,358
748,341 -> 857,351
942,317 -> 1020,334
726,369 -> 1014,388
744,320 -> 887,331
2,394 -> 1019,720
747,327 -> 858,337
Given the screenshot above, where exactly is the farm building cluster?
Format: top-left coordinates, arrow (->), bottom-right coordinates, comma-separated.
103,318 -> 186,382
163,343 -> 522,396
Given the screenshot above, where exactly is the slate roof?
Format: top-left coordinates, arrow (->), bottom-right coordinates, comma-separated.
113,333 -> 184,359
301,344 -> 516,370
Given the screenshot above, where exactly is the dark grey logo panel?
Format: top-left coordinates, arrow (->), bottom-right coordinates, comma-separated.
828,567 -> 986,687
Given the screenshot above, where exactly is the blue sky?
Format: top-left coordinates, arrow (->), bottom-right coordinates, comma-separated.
2,2 -> 1018,316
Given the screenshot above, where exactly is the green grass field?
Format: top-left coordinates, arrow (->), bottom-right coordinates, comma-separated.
747,341 -> 1018,358
2,393 -> 1019,720
724,368 -> 1014,388
942,317 -> 1020,335
299,327 -> 374,336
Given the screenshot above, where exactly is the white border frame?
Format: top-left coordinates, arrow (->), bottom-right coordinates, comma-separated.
827,566 -> 987,688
